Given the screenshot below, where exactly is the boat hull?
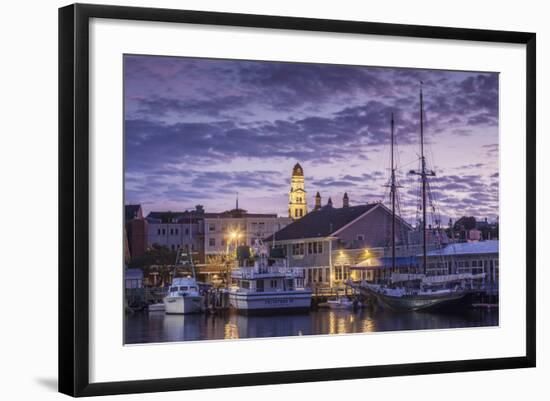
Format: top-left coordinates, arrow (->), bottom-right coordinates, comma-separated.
164,295 -> 204,314
359,286 -> 467,311
229,290 -> 312,313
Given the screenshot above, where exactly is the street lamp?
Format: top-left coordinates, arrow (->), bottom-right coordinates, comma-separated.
224,230 -> 242,287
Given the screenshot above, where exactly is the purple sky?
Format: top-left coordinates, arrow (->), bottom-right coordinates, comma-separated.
124,55 -> 499,225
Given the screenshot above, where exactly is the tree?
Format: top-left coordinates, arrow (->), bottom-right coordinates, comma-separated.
453,216 -> 477,231
127,244 -> 178,287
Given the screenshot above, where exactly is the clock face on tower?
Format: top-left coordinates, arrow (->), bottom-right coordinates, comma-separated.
289,163 -> 307,220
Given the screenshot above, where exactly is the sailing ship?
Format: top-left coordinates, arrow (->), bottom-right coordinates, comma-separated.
356,84 -> 484,311
228,239 -> 312,313
163,250 -> 205,314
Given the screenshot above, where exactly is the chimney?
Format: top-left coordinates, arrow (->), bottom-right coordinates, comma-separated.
327,197 -> 333,208
314,192 -> 321,211
343,192 -> 349,208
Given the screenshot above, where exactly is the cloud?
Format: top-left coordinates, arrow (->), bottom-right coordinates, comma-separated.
123,55 -> 499,220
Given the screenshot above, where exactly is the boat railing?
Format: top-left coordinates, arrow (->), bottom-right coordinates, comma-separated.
233,265 -> 304,279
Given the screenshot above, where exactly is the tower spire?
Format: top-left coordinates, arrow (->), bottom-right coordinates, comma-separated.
236,192 -> 239,210
289,163 -> 308,220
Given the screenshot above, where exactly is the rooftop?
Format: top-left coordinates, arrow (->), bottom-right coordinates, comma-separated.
266,203 -> 378,241
146,208 -> 278,223
425,240 -> 499,256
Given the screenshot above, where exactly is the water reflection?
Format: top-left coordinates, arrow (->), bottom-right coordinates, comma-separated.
125,308 -> 499,344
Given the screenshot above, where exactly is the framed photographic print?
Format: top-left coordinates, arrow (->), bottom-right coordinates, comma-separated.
58,3 -> 536,397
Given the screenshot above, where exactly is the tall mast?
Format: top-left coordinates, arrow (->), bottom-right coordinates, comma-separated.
420,83 -> 427,276
390,113 -> 396,272
409,84 -> 436,275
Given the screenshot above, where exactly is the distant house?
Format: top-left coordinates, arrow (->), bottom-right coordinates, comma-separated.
265,200 -> 412,288
146,206 -> 206,263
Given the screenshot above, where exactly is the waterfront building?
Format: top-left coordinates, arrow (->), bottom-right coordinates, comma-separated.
267,198 -> 412,290
350,240 -> 499,294
125,204 -> 148,259
146,205 -> 291,265
425,240 -> 499,293
203,208 -> 292,257
288,163 -> 308,220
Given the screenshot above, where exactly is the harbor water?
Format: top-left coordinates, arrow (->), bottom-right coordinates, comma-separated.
125,307 -> 499,344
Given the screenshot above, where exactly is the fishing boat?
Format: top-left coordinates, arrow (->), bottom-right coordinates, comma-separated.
356,85 -> 483,311
164,251 -> 204,314
228,239 -> 312,313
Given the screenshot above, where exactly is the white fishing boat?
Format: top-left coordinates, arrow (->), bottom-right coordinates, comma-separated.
229,239 -> 312,313
325,298 -> 354,309
163,251 -> 204,314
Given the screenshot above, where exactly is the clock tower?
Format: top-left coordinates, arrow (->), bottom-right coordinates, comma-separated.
288,163 -> 308,220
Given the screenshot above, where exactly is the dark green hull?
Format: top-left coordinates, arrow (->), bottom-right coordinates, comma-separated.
359,286 -> 468,311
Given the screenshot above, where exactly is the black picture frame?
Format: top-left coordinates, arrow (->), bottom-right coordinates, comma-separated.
59,3 -> 536,397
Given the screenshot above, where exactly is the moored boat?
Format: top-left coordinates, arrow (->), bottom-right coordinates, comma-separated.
164,277 -> 204,314
229,239 -> 312,313
325,298 -> 354,309
163,250 -> 205,314
355,85 -> 480,311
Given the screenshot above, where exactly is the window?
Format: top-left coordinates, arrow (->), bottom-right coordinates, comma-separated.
308,242 -> 323,254
258,222 -> 265,231
270,279 -> 277,288
157,228 -> 161,235
209,223 -> 216,232
170,228 -> 174,235
170,244 -> 175,250
292,243 -> 305,256
175,228 -> 179,235
295,209 -> 298,217
221,239 -> 227,246
185,228 -> 189,235
162,228 -> 166,235
209,238 -> 216,247
357,234 -> 365,241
